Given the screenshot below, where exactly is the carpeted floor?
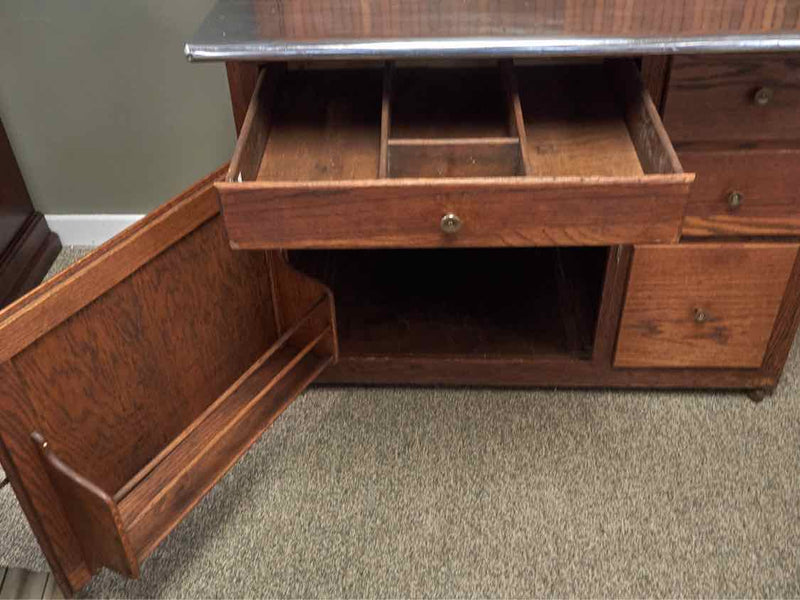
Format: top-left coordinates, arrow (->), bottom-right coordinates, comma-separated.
1,246 -> 799,598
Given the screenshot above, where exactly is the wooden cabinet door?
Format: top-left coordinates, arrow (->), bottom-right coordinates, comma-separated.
0,167 -> 336,596
615,244 -> 799,368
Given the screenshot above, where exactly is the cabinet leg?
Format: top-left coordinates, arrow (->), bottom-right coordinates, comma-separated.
747,388 -> 774,404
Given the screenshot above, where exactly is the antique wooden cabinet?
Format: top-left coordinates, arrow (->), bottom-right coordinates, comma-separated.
2,1 -> 800,596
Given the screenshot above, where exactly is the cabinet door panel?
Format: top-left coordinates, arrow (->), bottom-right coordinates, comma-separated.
0,167 -> 335,595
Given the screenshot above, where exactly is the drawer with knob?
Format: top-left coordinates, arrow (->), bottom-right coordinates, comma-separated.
215,59 -> 692,250
679,148 -> 800,237
663,54 -> 800,144
615,243 -> 799,368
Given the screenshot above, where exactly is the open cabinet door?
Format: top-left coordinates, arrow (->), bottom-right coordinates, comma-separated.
0,167 -> 337,596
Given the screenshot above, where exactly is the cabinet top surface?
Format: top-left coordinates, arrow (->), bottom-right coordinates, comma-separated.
186,0 -> 800,62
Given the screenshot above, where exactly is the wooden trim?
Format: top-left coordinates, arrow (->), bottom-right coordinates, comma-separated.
318,354 -> 774,389
0,166 -> 226,363
0,213 -> 60,307
762,246 -> 800,380
0,436 -> 84,597
387,137 -> 518,147
592,245 -> 632,364
33,433 -> 139,579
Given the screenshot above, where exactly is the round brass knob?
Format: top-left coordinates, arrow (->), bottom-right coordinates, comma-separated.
440,213 -> 462,234
693,307 -> 708,324
754,86 -> 773,106
727,190 -> 744,210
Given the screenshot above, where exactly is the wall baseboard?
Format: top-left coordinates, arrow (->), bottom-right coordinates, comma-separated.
45,214 -> 144,246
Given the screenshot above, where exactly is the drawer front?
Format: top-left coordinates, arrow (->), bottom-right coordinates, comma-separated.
664,54 -> 800,144
680,148 -> 800,237
615,244 -> 798,368
219,179 -> 690,249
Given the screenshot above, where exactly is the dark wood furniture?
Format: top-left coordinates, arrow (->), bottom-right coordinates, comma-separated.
0,117 -> 60,307
2,1 -> 800,596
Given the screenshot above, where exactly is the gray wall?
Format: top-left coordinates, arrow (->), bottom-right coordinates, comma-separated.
0,0 -> 235,214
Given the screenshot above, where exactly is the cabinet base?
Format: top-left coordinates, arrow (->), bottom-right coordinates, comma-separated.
0,212 -> 61,307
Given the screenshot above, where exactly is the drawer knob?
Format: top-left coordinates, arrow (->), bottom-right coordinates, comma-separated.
753,87 -> 773,106
440,213 -> 462,234
693,307 -> 709,324
727,190 -> 744,210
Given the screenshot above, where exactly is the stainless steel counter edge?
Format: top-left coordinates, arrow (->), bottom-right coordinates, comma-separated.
185,34 -> 800,62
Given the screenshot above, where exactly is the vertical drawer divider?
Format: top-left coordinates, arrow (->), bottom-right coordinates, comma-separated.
379,61 -> 394,178
501,60 -> 533,176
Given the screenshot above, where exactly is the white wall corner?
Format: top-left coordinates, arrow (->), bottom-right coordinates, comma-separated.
45,214 -> 145,246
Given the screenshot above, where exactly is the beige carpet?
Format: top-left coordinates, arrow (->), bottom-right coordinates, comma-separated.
1,246 -> 799,598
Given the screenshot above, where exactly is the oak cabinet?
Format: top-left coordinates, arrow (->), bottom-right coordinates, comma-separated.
2,53 -> 800,598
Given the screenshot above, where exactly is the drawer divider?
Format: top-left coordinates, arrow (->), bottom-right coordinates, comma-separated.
379,61 -> 394,178
30,292 -> 335,578
501,60 -> 533,175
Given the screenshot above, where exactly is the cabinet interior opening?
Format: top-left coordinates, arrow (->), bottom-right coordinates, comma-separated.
248,59 -> 660,182
288,246 -> 608,359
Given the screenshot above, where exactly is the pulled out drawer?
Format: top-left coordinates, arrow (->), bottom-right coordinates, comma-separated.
216,60 -> 692,250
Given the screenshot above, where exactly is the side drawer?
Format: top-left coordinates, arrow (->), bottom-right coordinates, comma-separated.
615,244 -> 799,368
216,60 -> 692,250
680,148 -> 800,237
664,54 -> 800,144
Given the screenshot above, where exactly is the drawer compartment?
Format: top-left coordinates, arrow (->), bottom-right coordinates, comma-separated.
664,54 -> 800,144
615,244 -> 799,368
217,60 -> 692,250
680,148 -> 800,237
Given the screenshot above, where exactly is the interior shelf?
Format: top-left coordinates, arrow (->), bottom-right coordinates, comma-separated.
33,295 -> 335,578
288,247 -> 607,359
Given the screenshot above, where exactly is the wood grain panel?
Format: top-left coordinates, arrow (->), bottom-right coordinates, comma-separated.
0,171 -> 278,595
124,347 -> 331,562
680,148 -> 800,237
218,176 -> 690,249
607,60 -> 684,175
243,0 -> 800,41
615,244 -> 799,368
255,69 -> 382,181
0,167 -> 228,363
7,216 -> 277,495
518,63 -> 645,177
387,138 -> 523,178
664,54 -> 800,143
